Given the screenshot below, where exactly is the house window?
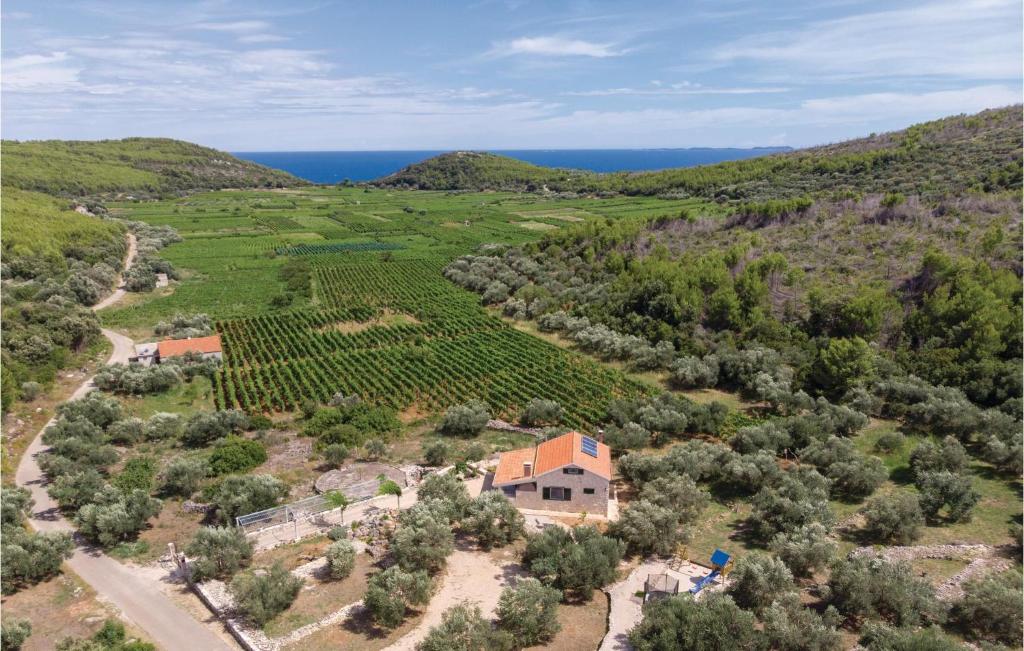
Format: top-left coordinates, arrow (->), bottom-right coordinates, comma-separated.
542,487 -> 572,501
563,467 -> 584,475
502,486 -> 516,497
583,488 -> 595,495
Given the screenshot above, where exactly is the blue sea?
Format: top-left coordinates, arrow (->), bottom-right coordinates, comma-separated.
232,148 -> 791,184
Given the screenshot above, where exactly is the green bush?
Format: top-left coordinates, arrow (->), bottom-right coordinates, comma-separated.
112,457 -> 157,495
186,526 -> 253,581
325,540 -> 356,580
229,562 -> 303,626
364,566 -> 432,629
438,401 -> 490,437
208,436 -> 267,476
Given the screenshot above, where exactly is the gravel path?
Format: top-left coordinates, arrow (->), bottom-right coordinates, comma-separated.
14,233 -> 235,651
384,546 -> 525,651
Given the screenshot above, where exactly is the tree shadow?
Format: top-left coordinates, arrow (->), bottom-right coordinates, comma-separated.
341,604 -> 400,640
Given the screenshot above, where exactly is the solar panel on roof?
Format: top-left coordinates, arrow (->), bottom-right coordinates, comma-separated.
581,436 -> 599,457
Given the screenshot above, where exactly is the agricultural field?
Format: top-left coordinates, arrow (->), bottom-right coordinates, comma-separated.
103,188 -> 711,426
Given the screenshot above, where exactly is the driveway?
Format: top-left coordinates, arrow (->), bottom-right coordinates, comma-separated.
14,233 -> 236,651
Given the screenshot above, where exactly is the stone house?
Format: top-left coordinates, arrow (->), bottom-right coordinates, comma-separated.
491,431 -> 612,516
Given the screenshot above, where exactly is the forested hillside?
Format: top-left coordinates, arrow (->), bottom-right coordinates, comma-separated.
2,138 -> 301,198
445,108 -> 1023,474
377,107 -> 1022,200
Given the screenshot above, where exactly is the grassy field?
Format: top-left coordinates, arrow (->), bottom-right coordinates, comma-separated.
102,188 -> 712,427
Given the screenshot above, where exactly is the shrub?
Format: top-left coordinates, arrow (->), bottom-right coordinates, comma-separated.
422,440 -> 451,466
669,355 -> 719,389
416,603 -> 507,651
769,523 -> 836,578
47,469 -> 106,510
438,401 -> 490,437
916,470 -> 980,522
112,457 -> 157,494
144,412 -> 182,440
327,525 -> 347,541
861,493 -> 923,544
364,566 -> 432,629
159,456 -> 209,498
1,618 -> 32,650
859,623 -> 964,651
322,443 -> 350,468
462,491 -> 525,549
229,562 -> 303,626
519,399 -> 563,427
364,439 -> 388,460
952,570 -> 1022,646
208,436 -> 267,476
873,431 -> 905,453
726,554 -> 794,613
180,410 -> 248,447
495,578 -> 562,646
629,592 -> 759,651
325,540 -> 356,580
522,526 -> 624,600
211,475 -> 288,524
107,417 -> 144,445
185,526 -> 253,581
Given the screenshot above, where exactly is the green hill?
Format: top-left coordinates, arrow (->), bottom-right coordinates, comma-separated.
375,106 -> 1022,200
2,137 -> 303,197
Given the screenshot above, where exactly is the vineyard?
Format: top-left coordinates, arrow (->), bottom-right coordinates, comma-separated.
103,187 -> 710,424
213,259 -> 651,427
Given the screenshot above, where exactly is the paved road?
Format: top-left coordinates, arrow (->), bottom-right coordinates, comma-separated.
14,233 -> 234,651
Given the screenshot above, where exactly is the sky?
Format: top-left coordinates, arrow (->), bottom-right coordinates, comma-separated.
2,0 -> 1021,150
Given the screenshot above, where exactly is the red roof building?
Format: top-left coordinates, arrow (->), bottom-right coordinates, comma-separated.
157,334 -> 223,359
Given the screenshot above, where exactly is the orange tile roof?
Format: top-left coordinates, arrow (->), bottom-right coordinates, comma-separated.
157,334 -> 222,358
492,431 -> 611,486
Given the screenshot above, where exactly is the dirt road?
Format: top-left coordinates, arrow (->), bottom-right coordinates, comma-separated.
14,232 -> 235,651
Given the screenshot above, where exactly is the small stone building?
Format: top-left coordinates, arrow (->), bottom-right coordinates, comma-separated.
492,431 -> 611,516
130,334 -> 223,365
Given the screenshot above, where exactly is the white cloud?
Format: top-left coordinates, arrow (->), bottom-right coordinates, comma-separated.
564,85 -> 790,96
713,0 -> 1022,80
491,36 -> 625,58
3,52 -> 81,91
193,20 -> 271,33
232,49 -> 331,75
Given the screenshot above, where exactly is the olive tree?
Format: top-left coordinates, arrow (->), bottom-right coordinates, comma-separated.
916,471 -> 980,522
229,562 -> 303,626
364,566 -> 432,629
463,491 -> 525,549
417,603 -> 507,651
613,499 -> 683,556
325,540 -> 356,580
185,526 -> 254,581
628,592 -> 759,651
495,578 -> 562,646
159,456 -> 209,498
861,493 -> 924,544
769,523 -> 836,578
952,570 -> 1023,646
438,401 -> 490,437
212,474 -> 288,524
725,554 -> 795,612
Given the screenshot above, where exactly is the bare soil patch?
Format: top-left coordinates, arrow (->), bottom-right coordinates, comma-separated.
526,589 -> 609,651
263,553 -> 375,638
0,572 -> 149,650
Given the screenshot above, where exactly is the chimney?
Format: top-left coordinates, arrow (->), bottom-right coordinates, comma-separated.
523,461 -> 533,477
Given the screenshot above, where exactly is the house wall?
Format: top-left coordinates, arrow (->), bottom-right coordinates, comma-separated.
509,466 -> 609,516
